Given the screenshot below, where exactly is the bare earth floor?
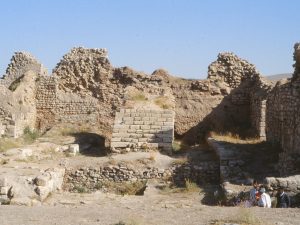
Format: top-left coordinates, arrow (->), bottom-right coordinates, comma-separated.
1,191 -> 300,225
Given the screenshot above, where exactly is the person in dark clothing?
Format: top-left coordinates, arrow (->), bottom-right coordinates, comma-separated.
276,187 -> 291,208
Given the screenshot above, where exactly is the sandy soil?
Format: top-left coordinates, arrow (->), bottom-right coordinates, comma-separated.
1,188 -> 299,225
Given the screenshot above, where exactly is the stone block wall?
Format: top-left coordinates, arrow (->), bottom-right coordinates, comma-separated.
266,44 -> 300,175
250,96 -> 266,139
266,82 -> 300,175
64,161 -> 219,192
36,75 -> 56,131
36,75 -> 99,131
111,109 -> 174,153
54,100 -> 98,124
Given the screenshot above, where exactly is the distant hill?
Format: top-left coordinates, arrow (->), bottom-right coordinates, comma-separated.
265,73 -> 292,81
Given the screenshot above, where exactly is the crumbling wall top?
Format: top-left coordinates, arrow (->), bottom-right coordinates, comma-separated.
1,52 -> 47,87
293,43 -> 300,81
208,52 -> 261,88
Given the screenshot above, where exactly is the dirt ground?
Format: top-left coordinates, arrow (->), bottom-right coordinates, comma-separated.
1,188 -> 300,225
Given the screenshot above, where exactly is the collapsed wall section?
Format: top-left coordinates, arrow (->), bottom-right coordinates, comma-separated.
0,52 -> 47,87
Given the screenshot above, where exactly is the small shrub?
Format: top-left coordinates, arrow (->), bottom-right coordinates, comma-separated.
73,185 -> 88,193
154,96 -> 172,109
184,179 -> 200,192
23,127 -> 39,143
130,93 -> 147,101
172,157 -> 188,165
172,140 -> 189,152
148,151 -> 156,161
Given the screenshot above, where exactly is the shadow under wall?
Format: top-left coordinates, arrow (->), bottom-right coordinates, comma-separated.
71,132 -> 107,157
179,82 -> 257,145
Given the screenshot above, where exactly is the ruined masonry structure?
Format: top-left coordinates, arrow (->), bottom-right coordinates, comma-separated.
111,109 -> 174,153
266,43 -> 300,175
0,43 -> 299,178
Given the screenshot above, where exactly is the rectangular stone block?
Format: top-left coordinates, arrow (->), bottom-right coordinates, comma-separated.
129,133 -> 143,138
157,118 -> 167,122
134,117 -> 141,121
151,125 -> 161,129
111,142 -> 130,148
121,138 -> 133,142
112,133 -> 130,138
114,125 -> 129,129
143,121 -> 154,125
124,121 -> 134,125
127,129 -> 136,133
162,126 -> 173,132
130,125 -> 140,129
133,121 -> 144,125
142,134 -> 155,138
123,117 -> 134,122
163,122 -> 173,126
140,125 -> 150,130
138,138 -> 148,142
111,137 -> 122,142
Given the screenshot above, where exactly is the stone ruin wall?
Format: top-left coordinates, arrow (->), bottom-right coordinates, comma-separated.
0,53 -> 41,138
205,53 -> 270,139
266,43 -> 300,175
0,47 -> 271,149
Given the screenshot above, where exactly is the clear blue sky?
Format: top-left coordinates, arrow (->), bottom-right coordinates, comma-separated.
0,0 -> 299,79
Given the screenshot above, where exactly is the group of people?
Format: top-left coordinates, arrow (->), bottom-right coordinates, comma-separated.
249,180 -> 291,208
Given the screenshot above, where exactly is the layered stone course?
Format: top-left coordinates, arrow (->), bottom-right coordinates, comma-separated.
266,43 -> 300,175
111,109 -> 175,153
64,161 -> 219,192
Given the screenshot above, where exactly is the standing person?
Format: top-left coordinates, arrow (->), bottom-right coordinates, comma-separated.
258,188 -> 272,208
249,180 -> 259,206
276,187 -> 291,208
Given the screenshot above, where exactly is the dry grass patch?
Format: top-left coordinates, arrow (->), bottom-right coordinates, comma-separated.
0,138 -> 21,152
159,179 -> 201,194
154,96 -> 173,109
210,131 -> 262,144
172,156 -> 188,165
172,139 -> 189,152
101,180 -> 147,196
211,208 -> 264,225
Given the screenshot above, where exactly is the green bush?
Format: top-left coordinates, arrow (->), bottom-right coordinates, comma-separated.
23,126 -> 39,143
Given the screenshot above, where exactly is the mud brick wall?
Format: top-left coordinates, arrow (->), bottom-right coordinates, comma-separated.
111,109 -> 174,153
